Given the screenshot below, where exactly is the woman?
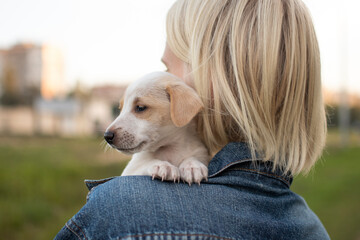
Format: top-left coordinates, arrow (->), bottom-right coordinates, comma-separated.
55,0 -> 329,239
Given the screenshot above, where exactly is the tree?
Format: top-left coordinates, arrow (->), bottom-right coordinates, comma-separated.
0,68 -> 23,105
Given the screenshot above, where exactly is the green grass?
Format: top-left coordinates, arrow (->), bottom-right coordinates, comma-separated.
0,134 -> 359,239
292,145 -> 360,240
0,136 -> 128,240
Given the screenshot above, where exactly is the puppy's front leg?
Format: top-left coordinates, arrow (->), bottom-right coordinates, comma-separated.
179,157 -> 208,185
121,153 -> 180,182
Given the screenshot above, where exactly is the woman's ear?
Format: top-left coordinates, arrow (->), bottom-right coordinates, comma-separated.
166,83 -> 203,127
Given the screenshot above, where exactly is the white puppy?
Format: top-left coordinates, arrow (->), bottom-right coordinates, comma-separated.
104,72 -> 209,185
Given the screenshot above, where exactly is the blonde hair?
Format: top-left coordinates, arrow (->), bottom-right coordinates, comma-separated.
166,0 -> 327,175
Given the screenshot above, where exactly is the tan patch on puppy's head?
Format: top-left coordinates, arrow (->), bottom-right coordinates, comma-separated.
166,82 -> 203,127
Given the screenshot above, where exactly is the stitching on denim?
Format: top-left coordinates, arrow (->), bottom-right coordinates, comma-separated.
70,219 -> 88,240
229,167 -> 291,187
118,233 -> 234,240
209,158 -> 292,186
208,158 -> 262,178
65,222 -> 83,240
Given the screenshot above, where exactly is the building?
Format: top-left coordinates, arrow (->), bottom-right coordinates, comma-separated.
0,43 -> 65,102
91,85 -> 127,104
0,96 -> 114,137
41,45 -> 65,99
91,85 -> 127,118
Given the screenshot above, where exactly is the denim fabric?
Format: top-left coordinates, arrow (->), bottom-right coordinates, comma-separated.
54,142 -> 330,240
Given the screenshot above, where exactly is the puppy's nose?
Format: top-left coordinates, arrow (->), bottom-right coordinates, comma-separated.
104,131 -> 115,144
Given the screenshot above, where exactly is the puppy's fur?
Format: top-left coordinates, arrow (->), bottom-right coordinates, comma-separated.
104,72 -> 209,184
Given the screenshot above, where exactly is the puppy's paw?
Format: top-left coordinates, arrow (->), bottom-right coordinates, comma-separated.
148,161 -> 180,182
179,158 -> 208,186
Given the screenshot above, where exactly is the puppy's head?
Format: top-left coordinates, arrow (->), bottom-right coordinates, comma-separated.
104,71 -> 203,154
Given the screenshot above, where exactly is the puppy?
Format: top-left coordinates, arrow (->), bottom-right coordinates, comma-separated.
104,72 -> 209,185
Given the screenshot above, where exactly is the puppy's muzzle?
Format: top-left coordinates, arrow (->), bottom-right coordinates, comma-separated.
104,129 -> 143,153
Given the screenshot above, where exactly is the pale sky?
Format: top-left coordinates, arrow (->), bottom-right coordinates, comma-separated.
0,0 -> 359,94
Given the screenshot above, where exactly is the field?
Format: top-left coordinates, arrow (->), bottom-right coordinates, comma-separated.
0,133 -> 359,240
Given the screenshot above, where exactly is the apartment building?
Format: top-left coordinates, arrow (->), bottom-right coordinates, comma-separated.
0,43 -> 65,101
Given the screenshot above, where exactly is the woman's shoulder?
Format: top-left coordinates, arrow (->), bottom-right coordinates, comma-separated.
55,175 -> 329,240
59,176 -> 244,239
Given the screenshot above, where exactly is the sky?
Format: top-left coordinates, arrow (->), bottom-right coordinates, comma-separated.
0,0 -> 359,94
302,0 -> 360,95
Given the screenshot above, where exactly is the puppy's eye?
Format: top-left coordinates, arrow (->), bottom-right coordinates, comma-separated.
135,105 -> 147,113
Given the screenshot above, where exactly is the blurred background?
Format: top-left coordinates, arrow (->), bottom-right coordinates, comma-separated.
0,0 -> 359,239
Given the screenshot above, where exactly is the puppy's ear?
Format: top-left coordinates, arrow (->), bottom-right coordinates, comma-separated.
119,96 -> 124,111
166,83 -> 203,127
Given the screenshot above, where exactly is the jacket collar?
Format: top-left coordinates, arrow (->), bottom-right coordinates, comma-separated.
208,142 -> 293,186
208,142 -> 258,177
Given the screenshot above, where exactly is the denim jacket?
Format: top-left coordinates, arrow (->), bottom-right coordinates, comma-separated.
55,142 -> 330,240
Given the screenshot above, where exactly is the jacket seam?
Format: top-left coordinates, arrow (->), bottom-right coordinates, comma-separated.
65,222 -> 82,240
208,158 -> 260,178
229,167 -> 291,187
117,233 -> 234,240
68,219 -> 88,240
